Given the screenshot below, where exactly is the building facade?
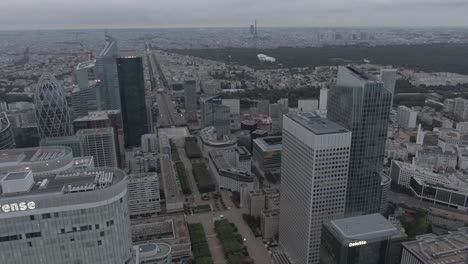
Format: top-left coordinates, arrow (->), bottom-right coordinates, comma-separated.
397,106 -> 418,129
78,127 -> 118,168
0,168 -> 133,264
320,214 -> 401,264
201,96 -> 231,137
34,73 -> 73,139
327,66 -> 391,216
183,80 -> 197,122
127,172 -> 161,218
117,56 -> 148,147
96,35 -> 121,110
279,112 -> 351,264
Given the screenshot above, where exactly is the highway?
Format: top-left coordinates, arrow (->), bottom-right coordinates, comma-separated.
146,44 -> 186,128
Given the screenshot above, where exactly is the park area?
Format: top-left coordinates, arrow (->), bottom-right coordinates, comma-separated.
214,219 -> 254,264
188,224 -> 213,264
192,161 -> 216,193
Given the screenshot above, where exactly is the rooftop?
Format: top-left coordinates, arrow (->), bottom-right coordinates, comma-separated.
137,242 -> 171,260
345,65 -> 377,81
0,168 -> 125,197
76,60 -> 96,70
403,228 -> 468,264
329,213 -> 399,243
73,110 -> 121,122
254,136 -> 282,151
286,112 -> 349,135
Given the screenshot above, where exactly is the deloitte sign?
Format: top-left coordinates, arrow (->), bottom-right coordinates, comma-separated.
0,201 -> 36,213
348,241 -> 367,247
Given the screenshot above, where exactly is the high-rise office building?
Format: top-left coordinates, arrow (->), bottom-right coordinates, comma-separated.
72,60 -> 100,118
34,73 -> 73,139
78,127 -> 118,168
183,80 -> 197,122
327,66 -> 391,216
201,96 -> 231,137
0,112 -> 15,150
96,35 -> 120,110
74,110 -> 125,167
117,56 -> 148,148
0,168 -> 133,264
279,112 -> 351,264
319,87 -> 328,117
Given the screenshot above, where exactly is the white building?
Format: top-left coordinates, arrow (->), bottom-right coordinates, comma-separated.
413,147 -> 457,171
397,106 -> 418,129
297,99 -> 319,113
279,112 -> 351,264
319,88 -> 328,117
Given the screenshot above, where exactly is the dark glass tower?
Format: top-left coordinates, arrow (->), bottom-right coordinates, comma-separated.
117,57 -> 148,147
327,66 -> 391,216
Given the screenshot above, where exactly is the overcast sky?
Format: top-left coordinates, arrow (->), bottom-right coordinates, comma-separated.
0,0 -> 467,30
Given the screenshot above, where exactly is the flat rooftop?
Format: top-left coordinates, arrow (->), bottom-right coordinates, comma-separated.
287,112 -> 349,135
254,136 -> 282,151
0,168 -> 125,197
330,213 -> 398,242
0,146 -> 68,165
403,228 -> 468,264
345,65 -> 377,81
73,110 -> 120,122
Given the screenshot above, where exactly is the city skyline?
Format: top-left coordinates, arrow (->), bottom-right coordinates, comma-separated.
1,0 -> 468,30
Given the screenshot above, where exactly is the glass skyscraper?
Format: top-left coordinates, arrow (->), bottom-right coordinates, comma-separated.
327,66 -> 392,216
117,56 -> 148,148
34,73 -> 73,139
96,35 -> 120,110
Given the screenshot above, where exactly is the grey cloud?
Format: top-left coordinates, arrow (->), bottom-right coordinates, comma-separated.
0,0 -> 466,30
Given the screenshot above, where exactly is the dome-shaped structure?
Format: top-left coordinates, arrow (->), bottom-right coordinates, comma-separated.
34,73 -> 73,139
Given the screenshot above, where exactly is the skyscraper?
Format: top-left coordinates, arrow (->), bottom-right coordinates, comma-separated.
183,80 -> 197,122
72,60 -> 100,118
279,112 -> 351,264
0,112 -> 15,150
78,127 -> 119,168
327,66 -> 392,216
117,56 -> 148,147
96,35 -> 120,110
34,73 -> 73,139
200,96 -> 231,137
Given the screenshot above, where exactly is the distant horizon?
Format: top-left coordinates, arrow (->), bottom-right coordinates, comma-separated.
1,25 -> 468,32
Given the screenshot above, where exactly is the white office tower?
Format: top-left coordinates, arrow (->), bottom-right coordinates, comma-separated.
279,112 -> 351,264
78,127 -> 118,168
0,168 -> 132,264
96,35 -> 120,110
319,87 -> 328,117
396,105 -> 418,129
416,124 -> 424,145
34,73 -> 73,139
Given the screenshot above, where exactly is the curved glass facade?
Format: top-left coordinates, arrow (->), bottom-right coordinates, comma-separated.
34,73 -> 73,139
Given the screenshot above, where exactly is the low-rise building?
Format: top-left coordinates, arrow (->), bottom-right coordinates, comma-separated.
248,188 -> 280,217
128,172 -> 161,219
252,136 -> 282,180
207,149 -> 254,192
320,214 -> 403,264
199,126 -> 237,158
261,208 -> 280,240
400,228 -> 468,264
